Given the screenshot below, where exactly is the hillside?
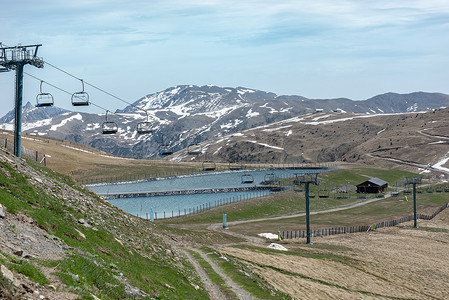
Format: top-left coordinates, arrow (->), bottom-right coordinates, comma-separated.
0,147 -> 209,299
173,108 -> 449,175
2,138 -> 449,299
1,85 -> 448,159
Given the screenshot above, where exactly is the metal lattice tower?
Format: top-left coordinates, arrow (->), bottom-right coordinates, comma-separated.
0,44 -> 44,157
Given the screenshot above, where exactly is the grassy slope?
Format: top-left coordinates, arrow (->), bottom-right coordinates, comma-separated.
0,148 -> 208,299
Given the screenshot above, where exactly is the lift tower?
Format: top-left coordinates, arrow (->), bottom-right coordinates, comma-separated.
0,44 -> 44,157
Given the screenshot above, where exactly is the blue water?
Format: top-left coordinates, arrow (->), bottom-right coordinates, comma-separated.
108,190 -> 271,219
86,167 -> 333,219
87,168 -> 309,194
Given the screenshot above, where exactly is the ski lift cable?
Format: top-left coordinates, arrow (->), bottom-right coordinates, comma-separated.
2,43 -> 151,120
23,71 -> 129,118
43,61 -> 150,117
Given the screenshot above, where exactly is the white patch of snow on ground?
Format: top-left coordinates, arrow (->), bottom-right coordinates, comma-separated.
237,88 -> 255,94
262,125 -> 292,132
428,141 -> 446,145
377,129 -> 385,135
213,146 -> 222,155
312,114 -> 331,121
267,243 -> 288,251
247,140 -> 284,150
60,144 -> 95,154
418,168 -> 431,174
286,129 -> 292,136
232,133 -> 245,137
258,233 -> 278,239
50,113 -> 82,131
246,109 -> 260,118
432,153 -> 449,173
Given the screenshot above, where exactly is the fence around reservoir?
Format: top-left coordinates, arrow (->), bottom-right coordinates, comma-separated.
101,185 -> 280,200
281,202 -> 449,240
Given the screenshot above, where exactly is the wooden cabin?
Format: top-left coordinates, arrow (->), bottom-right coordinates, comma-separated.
356,178 -> 388,194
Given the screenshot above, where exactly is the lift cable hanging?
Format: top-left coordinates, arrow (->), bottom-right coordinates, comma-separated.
43,61 -> 151,132
35,80 -> 54,107
71,79 -> 89,106
24,72 -> 132,119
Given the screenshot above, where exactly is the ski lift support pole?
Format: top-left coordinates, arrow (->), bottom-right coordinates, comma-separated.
405,177 -> 422,228
297,173 -> 319,244
0,44 -> 44,158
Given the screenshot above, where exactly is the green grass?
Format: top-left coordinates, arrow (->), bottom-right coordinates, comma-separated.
189,250 -> 238,299
0,251 -> 49,286
159,167 -> 423,226
203,247 -> 292,299
0,158 -> 209,299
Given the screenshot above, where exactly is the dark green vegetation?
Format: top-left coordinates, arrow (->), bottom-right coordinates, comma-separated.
0,153 -> 208,299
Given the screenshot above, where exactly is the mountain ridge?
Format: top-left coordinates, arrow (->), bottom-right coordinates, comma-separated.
1,85 -> 448,159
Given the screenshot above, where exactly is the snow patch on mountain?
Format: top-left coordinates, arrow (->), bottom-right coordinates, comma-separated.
50,113 -> 82,131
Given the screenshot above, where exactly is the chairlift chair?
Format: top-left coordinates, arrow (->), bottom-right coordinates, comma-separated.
71,79 -> 89,106
159,144 -> 173,156
202,161 -> 216,171
229,163 -> 242,171
187,143 -> 202,155
264,173 -> 277,184
137,111 -> 153,134
36,81 -> 54,107
318,190 -> 330,198
102,110 -> 118,134
241,173 -> 254,184
158,134 -> 173,156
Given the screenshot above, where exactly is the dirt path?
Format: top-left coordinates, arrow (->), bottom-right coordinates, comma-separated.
191,248 -> 258,300
207,195 -> 391,234
181,249 -> 227,300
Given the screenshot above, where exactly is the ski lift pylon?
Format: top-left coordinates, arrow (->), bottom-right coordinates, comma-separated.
36,81 -> 54,107
137,111 -> 153,134
102,110 -> 118,134
71,79 -> 89,106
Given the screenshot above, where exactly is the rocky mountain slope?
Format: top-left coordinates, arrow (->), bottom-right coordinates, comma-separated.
1,85 -> 448,159
175,107 -> 449,175
0,147 -> 208,299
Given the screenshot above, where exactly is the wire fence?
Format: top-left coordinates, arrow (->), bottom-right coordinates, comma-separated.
79,162 -> 338,185
0,136 -> 47,166
281,202 -> 449,240
135,189 -> 277,220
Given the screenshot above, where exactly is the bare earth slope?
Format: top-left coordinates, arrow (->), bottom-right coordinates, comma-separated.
218,210 -> 449,299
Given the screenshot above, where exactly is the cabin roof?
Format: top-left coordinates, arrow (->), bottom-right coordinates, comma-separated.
357,177 -> 388,187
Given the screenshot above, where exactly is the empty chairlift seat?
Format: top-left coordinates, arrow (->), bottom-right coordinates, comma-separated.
137,111 -> 152,134
241,173 -> 254,184
36,81 -> 54,107
71,79 -> 89,106
102,110 -> 118,134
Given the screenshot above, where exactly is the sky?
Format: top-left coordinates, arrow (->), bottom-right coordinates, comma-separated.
1,0 -> 449,117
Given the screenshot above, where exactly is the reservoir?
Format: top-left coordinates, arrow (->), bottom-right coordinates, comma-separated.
87,166 -> 335,218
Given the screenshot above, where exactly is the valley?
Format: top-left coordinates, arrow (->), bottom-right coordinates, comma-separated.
1,86 -> 449,299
